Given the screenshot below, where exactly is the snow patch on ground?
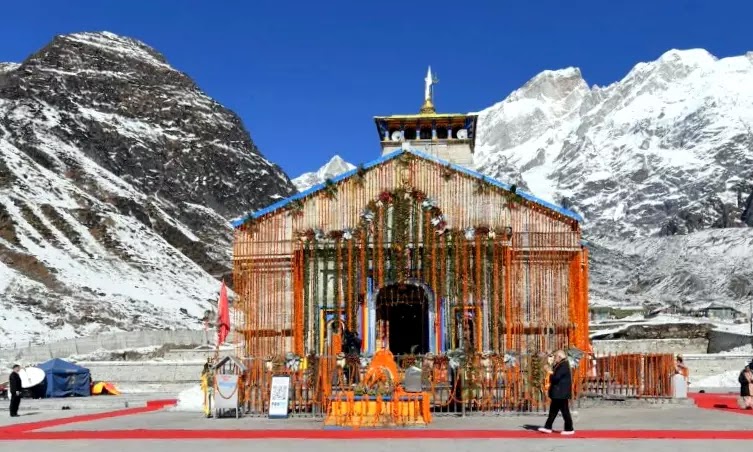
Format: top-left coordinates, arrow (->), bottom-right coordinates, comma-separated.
695,370 -> 743,388
719,344 -> 753,356
173,385 -> 204,412
67,346 -> 163,362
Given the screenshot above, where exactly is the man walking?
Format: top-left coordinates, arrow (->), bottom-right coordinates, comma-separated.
9,364 -> 22,417
539,350 -> 575,435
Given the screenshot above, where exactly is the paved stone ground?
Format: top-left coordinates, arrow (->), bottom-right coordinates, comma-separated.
8,439 -> 753,452
3,398 -> 753,450
25,404 -> 751,432
0,410 -> 117,428
0,392 -> 178,411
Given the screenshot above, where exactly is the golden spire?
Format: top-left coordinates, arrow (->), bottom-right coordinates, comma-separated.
420,66 -> 438,115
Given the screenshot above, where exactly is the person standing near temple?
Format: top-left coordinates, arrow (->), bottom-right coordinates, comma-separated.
738,365 -> 753,409
538,350 -> 575,435
675,355 -> 689,383
8,364 -> 22,417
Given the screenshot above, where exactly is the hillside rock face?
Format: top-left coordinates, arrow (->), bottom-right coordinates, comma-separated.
473,49 -> 753,309
0,32 -> 295,344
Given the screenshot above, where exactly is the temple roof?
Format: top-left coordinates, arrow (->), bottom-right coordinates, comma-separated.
230,148 -> 584,228
374,113 -> 472,120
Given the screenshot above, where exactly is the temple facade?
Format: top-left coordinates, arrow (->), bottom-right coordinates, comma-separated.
232,69 -> 590,362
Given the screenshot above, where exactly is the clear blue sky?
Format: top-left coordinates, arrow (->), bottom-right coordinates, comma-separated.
1,0 -> 751,179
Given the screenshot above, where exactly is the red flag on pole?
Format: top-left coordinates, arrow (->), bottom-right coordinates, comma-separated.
217,280 -> 230,346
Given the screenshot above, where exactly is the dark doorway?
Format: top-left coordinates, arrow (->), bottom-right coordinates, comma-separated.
376,283 -> 430,355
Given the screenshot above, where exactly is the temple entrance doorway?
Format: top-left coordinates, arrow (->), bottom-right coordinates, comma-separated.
375,283 -> 430,355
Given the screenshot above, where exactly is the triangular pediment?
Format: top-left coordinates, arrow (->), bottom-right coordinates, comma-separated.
231,148 -> 582,228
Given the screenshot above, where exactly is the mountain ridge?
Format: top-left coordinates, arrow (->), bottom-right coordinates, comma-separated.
0,31 -> 295,344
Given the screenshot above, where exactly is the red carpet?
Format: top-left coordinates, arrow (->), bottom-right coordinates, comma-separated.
146,399 -> 178,409
689,393 -> 753,415
0,399 -> 176,434
3,429 -> 753,441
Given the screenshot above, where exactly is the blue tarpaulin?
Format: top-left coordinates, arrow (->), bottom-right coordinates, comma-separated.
38,358 -> 91,398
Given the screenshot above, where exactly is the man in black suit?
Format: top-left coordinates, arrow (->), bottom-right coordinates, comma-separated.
9,364 -> 22,417
539,350 -> 575,435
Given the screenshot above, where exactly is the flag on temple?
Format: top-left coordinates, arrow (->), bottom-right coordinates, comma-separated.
217,280 -> 230,346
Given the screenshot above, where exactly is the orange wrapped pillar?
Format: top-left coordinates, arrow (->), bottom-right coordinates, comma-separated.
293,249 -> 305,356
579,247 -> 590,351
567,252 -> 581,349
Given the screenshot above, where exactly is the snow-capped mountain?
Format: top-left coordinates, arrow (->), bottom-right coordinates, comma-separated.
0,32 -> 295,344
292,155 -> 355,192
299,49 -> 753,310
473,48 -> 753,309
475,49 -> 753,239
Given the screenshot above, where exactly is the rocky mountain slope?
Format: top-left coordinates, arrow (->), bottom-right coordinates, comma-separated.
298,49 -> 753,310
0,32 -> 295,345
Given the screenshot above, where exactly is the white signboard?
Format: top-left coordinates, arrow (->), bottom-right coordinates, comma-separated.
214,374 -> 240,417
268,375 -> 290,419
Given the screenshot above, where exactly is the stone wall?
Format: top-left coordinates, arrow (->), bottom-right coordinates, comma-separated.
0,329 -> 216,364
79,360 -> 205,384
382,141 -> 473,166
707,330 -> 753,353
592,338 -> 708,355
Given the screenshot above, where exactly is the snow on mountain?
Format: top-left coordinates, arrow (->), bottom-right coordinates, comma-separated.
476,49 -> 753,238
0,63 -> 19,74
292,155 -> 355,191
474,48 -> 753,309
0,32 -> 296,345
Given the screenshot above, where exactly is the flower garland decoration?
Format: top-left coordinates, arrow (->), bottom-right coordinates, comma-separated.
360,207 -> 375,225
297,228 -> 326,242
294,187 -> 458,291
475,226 -> 490,236
528,352 -> 547,396
322,178 -> 338,200
441,164 -> 454,181
287,199 -> 305,217
504,184 -> 524,205
474,177 -> 491,195
285,352 -> 303,372
327,230 -> 344,240
297,227 -> 359,243
242,217 -> 259,233
361,188 -> 448,235
396,153 -> 415,168
353,164 -> 367,187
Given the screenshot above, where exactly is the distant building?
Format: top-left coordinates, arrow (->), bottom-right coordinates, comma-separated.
589,306 -> 643,322
695,303 -> 746,322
